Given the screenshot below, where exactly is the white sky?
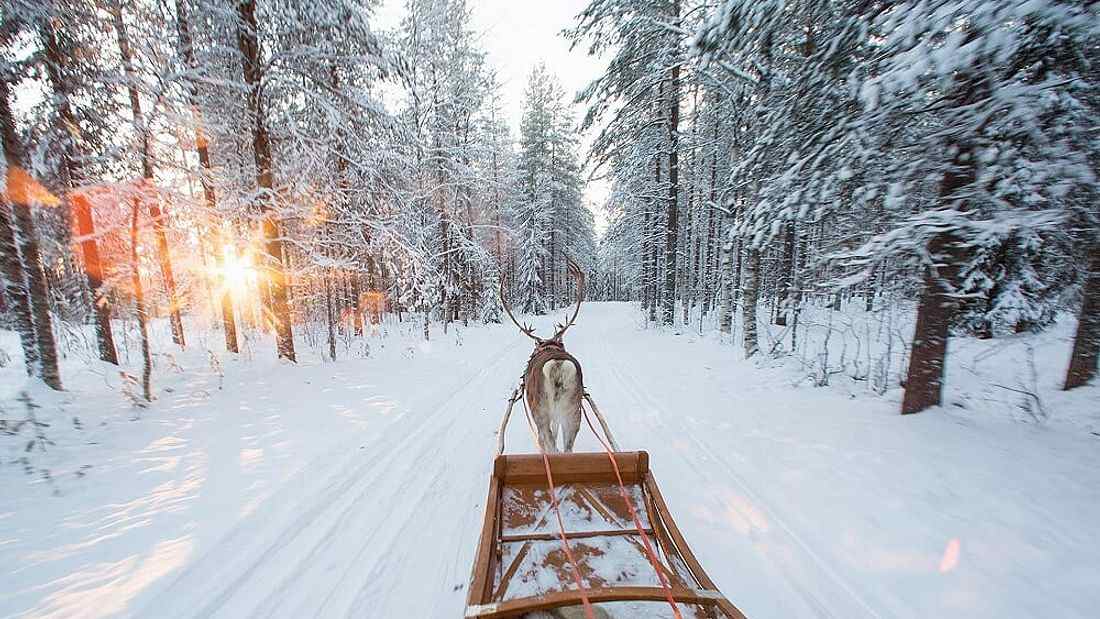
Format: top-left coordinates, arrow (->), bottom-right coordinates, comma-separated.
375,0 -> 611,235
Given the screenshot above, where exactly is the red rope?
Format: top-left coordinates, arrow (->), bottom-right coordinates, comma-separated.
521,397 -> 596,619
582,403 -> 683,619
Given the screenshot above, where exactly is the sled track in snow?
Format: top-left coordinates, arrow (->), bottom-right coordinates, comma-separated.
599,359 -> 885,619
145,337 -> 523,619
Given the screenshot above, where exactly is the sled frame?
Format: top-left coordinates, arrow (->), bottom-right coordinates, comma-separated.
465,451 -> 747,618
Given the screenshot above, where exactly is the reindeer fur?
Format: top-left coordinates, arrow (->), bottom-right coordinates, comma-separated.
524,343 -> 583,453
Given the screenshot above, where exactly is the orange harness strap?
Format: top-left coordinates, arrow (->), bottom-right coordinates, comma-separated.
582,402 -> 683,619
521,397 -> 596,619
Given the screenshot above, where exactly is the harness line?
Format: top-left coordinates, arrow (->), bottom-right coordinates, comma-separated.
582,400 -> 684,619
520,393 -> 596,619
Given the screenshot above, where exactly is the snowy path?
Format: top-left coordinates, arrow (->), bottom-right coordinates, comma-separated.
3,303 -> 1098,618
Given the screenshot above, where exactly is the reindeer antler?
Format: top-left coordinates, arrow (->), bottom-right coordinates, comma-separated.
550,255 -> 586,342
499,275 -> 542,343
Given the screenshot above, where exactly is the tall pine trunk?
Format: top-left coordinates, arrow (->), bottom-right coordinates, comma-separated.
641,200 -> 652,313
717,221 -> 736,333
901,144 -> 974,414
1065,243 -> 1100,389
71,195 -> 118,363
324,247 -> 337,361
112,2 -> 185,348
741,247 -> 761,357
1,82 -> 62,390
237,0 -> 295,361
0,198 -> 38,375
790,228 -> 807,352
775,221 -> 795,326
649,154 -> 660,324
129,198 -> 152,402
661,6 -> 680,325
701,104 -> 719,318
176,0 -> 237,353
39,18 -> 118,365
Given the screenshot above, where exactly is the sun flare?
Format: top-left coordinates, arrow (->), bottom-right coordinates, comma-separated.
221,247 -> 256,289
211,244 -> 260,302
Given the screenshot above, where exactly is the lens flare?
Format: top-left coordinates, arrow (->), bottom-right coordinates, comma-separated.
4,167 -> 60,207
220,245 -> 257,290
939,538 -> 960,573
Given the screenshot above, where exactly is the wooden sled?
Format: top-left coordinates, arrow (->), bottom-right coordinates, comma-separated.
465,451 -> 748,618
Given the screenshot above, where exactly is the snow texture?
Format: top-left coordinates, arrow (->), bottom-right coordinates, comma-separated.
2,302 -> 1098,618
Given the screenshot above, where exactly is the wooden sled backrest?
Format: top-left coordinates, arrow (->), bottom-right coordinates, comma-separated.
494,451 -> 648,485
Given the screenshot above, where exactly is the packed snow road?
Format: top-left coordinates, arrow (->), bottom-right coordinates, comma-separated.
2,303 -> 1098,618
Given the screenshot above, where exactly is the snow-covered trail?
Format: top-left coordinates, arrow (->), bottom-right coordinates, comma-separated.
133,329 -> 527,619
568,306 -> 1098,619
3,303 -> 1098,618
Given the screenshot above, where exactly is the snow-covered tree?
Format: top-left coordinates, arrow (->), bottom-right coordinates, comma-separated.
513,63 -> 593,313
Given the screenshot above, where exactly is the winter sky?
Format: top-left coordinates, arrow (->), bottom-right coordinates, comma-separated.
375,0 -> 611,233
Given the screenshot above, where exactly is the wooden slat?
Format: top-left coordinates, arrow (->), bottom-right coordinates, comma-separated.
496,451 -> 648,485
492,539 -> 533,601
643,474 -> 749,619
465,586 -> 728,618
573,485 -> 626,527
500,527 -> 654,543
644,476 -> 690,585
467,472 -> 502,606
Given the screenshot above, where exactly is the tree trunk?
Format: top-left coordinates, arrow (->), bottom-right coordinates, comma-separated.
39,18 -> 119,365
1065,243 -> 1100,390
742,247 -> 761,358
901,147 -> 974,414
549,227 -> 557,308
791,228 -> 806,352
176,0 -> 237,353
649,154 -> 660,324
662,15 -> 680,326
686,203 -> 698,325
901,247 -> 955,414
642,200 -> 651,313
324,267 -> 337,361
130,198 -> 152,402
685,81 -> 700,326
717,223 -> 736,334
1,82 -> 62,390
112,1 -> 185,348
0,200 -> 38,375
237,0 -> 295,361
775,221 -> 795,326
701,112 -> 719,318
351,272 -> 363,336
70,194 -> 119,364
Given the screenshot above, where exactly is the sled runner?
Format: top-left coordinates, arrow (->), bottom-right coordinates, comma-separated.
465,393 -> 748,618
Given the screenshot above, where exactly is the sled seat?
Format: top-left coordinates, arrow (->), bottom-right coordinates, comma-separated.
465,451 -> 748,618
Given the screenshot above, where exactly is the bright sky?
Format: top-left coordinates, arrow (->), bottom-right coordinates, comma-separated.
375,0 -> 611,235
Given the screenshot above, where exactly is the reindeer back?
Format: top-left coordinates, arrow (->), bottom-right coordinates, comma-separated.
525,346 -> 584,398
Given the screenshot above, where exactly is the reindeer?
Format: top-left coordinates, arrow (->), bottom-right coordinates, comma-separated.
502,257 -> 586,454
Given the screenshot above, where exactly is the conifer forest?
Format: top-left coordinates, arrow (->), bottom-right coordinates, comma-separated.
1,1 -> 1099,618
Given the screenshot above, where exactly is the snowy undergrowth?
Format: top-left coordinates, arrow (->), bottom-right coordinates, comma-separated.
671,298 -> 1100,434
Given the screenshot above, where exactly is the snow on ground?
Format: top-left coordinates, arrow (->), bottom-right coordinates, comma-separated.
1,302 -> 1098,618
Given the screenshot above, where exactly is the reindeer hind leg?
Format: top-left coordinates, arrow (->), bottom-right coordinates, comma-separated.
560,403 -> 581,453
538,421 -> 559,453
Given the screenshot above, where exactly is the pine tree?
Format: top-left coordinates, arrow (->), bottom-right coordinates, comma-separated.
236,0 -> 295,361
111,0 -> 185,348
1,81 -> 63,390
514,64 -> 591,313
38,11 -> 120,365
175,0 -> 237,353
